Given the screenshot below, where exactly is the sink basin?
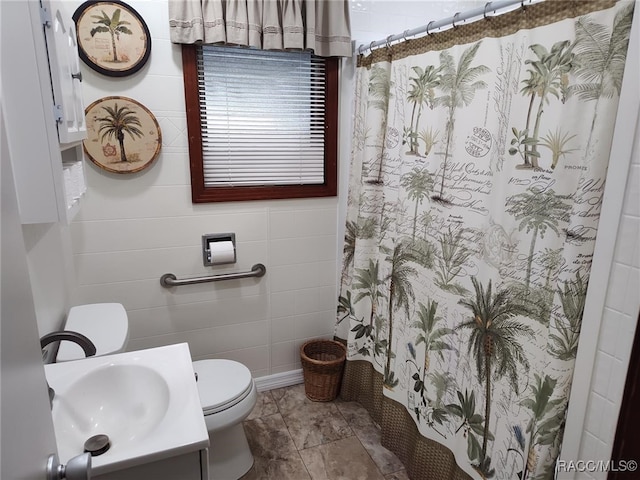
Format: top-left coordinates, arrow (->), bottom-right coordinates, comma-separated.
54,364 -> 170,452
45,343 -> 208,475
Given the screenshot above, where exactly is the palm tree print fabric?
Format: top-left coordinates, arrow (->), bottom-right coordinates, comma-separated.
336,2 -> 634,479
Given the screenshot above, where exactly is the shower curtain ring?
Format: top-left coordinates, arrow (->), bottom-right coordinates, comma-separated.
521,0 -> 527,12
426,21 -> 435,36
402,30 -> 409,42
483,2 -> 493,20
369,41 -> 376,52
386,35 -> 393,49
452,12 -> 461,28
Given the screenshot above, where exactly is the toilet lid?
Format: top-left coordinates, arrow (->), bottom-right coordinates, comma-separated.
193,359 -> 253,414
58,303 -> 129,361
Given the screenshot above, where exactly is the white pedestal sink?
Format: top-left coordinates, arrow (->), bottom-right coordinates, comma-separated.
45,343 -> 208,476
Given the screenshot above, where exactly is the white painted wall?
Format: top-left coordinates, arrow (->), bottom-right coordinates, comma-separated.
23,223 -> 75,335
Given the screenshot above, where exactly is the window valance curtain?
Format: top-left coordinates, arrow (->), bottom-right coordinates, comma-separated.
168,0 -> 352,57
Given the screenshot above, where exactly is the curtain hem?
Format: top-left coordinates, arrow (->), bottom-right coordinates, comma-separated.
339,359 -> 473,480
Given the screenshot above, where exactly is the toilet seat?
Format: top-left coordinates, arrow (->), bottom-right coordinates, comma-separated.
193,359 -> 253,415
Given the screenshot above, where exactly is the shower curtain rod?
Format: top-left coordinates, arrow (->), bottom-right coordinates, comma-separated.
357,0 -> 541,55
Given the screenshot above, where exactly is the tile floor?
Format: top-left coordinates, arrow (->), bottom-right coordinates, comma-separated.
240,383 -> 410,480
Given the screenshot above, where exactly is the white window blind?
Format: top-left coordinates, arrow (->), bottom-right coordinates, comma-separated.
197,46 -> 327,187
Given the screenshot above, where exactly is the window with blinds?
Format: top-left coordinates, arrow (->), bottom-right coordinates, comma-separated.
181,44 -> 338,203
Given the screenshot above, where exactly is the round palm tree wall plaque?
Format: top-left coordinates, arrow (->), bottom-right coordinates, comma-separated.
84,96 -> 161,174
73,0 -> 151,76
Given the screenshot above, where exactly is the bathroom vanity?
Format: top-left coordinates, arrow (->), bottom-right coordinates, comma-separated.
44,343 -> 210,480
93,450 -> 209,480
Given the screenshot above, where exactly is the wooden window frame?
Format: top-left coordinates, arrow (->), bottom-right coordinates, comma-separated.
181,45 -> 339,203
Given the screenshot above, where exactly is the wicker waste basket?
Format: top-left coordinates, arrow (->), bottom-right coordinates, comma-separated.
300,340 -> 346,402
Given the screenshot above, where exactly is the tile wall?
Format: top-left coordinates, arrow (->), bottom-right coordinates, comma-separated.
575,121 -> 640,479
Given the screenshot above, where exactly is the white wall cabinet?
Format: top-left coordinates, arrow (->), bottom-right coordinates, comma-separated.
2,0 -> 86,225
44,0 -> 87,145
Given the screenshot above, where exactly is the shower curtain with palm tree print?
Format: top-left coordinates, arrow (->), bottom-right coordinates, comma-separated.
336,1 -> 634,479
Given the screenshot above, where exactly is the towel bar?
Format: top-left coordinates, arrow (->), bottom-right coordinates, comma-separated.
160,263 -> 266,288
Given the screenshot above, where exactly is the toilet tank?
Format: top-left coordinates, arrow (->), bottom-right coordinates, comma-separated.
56,303 -> 130,362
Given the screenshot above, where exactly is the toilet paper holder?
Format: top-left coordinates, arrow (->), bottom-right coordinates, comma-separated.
202,233 -> 236,266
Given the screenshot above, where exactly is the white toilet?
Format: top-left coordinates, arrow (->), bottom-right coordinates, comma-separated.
57,303 -> 257,480
192,359 -> 257,479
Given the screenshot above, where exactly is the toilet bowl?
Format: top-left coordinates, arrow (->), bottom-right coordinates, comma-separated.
57,303 -> 257,480
193,359 -> 257,479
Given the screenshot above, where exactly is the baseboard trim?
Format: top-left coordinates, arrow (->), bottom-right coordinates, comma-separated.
254,369 -> 304,392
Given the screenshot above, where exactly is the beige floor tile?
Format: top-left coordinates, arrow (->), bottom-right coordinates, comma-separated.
271,383 -> 309,413
247,390 -> 278,421
240,452 -> 312,480
243,413 -> 298,458
384,469 -> 410,480
273,384 -> 353,450
351,423 -> 404,475
334,399 -> 377,428
242,412 -> 312,479
299,436 -> 386,480
280,401 -> 353,450
242,384 -> 406,480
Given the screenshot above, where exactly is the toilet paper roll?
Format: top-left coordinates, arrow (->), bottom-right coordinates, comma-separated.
209,240 -> 235,264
